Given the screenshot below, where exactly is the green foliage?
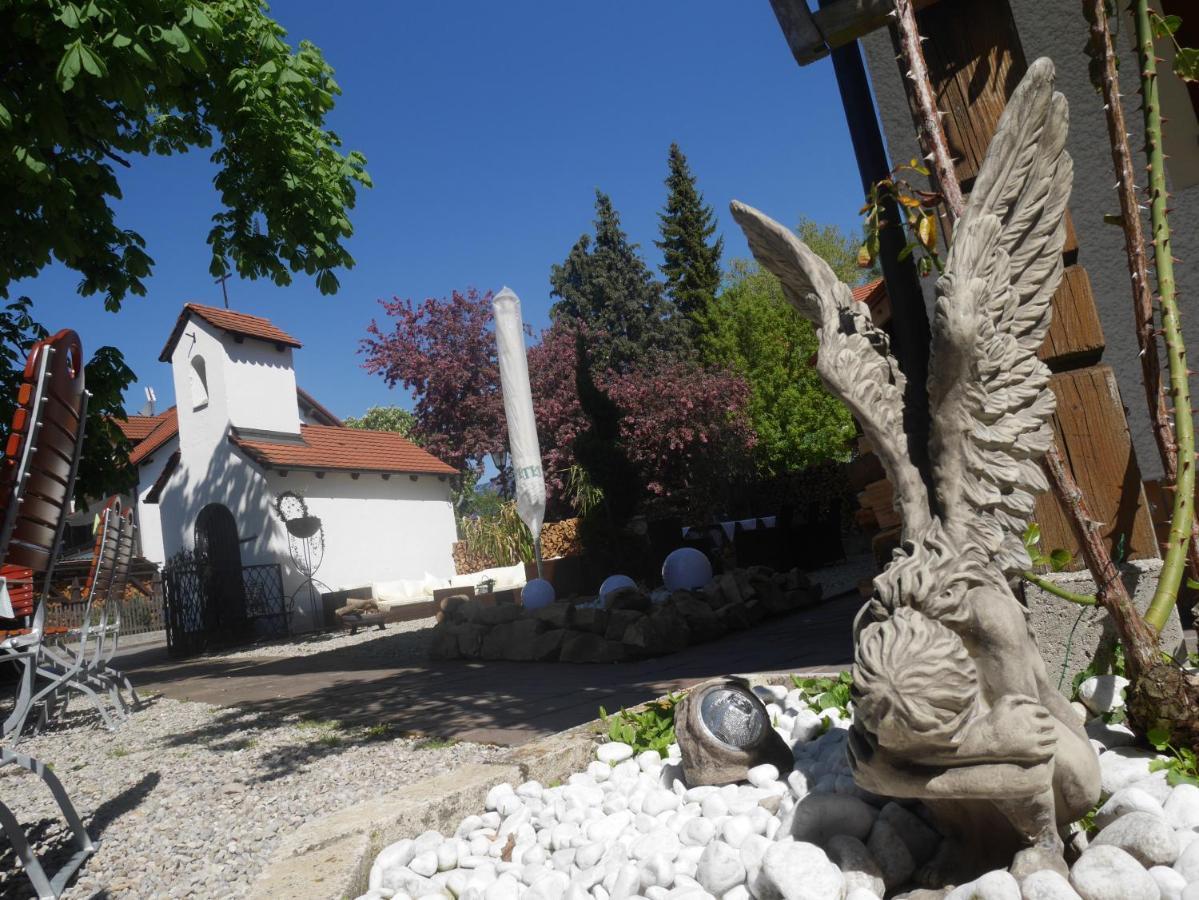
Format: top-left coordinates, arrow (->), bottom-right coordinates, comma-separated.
791,671 -> 854,720
0,0 -> 370,309
1022,523 -> 1073,572
859,161 -> 942,277
1148,10 -> 1199,82
697,224 -> 860,474
461,500 -> 535,566
566,464 -> 604,518
1071,643 -> 1128,724
550,191 -> 684,372
598,693 -> 682,758
656,143 -> 723,332
1148,727 -> 1199,787
343,406 -> 418,438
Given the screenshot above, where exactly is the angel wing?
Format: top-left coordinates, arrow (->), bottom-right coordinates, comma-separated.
730,202 -> 932,538
928,57 -> 1072,572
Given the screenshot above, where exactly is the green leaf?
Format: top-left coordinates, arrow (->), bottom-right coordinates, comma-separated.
78,44 -> 107,78
1103,213 -> 1125,227
1147,726 -> 1171,750
1049,548 -> 1072,572
56,40 -> 85,91
58,3 -> 81,28
1024,522 -> 1042,549
1152,13 -> 1182,37
112,33 -> 132,49
0,102 -> 10,130
1175,47 -> 1199,83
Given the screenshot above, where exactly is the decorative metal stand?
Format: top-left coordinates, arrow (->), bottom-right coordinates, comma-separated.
274,491 -> 331,625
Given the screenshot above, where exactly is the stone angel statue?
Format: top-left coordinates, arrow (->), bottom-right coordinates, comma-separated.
730,58 -> 1100,882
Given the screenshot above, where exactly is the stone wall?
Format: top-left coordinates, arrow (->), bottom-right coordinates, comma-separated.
429,567 -> 823,663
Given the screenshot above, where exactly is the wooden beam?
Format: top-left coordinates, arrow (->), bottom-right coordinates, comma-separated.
772,0 -> 944,64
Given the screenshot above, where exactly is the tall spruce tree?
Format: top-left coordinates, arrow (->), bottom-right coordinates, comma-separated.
657,144 -> 723,332
550,190 -> 681,371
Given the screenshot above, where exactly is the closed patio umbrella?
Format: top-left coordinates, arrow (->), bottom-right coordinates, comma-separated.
493,287 -> 546,576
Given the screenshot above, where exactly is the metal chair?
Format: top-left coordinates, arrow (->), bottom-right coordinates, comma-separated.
86,503 -> 141,716
0,329 -> 97,898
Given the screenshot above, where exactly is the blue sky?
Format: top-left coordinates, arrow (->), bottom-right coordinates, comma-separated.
14,2 -> 866,419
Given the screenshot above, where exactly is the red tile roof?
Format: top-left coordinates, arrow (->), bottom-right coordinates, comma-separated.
113,411 -> 171,443
159,303 -> 302,361
296,386 -> 342,427
851,278 -> 886,307
129,408 -> 179,466
230,424 -> 457,476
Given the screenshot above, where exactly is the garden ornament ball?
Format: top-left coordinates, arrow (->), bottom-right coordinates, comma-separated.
599,574 -> 637,600
662,547 -> 713,592
521,578 -> 555,610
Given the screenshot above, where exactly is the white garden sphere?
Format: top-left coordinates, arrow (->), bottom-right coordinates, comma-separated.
521,578 -> 556,610
598,574 -> 637,600
662,547 -> 713,591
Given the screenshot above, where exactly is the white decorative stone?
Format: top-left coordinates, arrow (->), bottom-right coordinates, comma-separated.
747,764 -> 780,789
1149,864 -> 1186,900
790,709 -> 824,744
758,841 -> 843,900
1099,748 -> 1163,796
410,851 -> 438,878
1070,844 -> 1158,900
598,742 -> 635,765
1174,837 -> 1199,882
721,816 -> 753,850
1165,784 -> 1199,830
681,818 -> 716,848
1094,787 -> 1166,830
789,793 -> 877,844
696,841 -> 744,895
1078,676 -> 1130,716
1020,870 -> 1083,900
1086,721 -> 1138,751
946,870 -> 1021,900
1092,810 -> 1180,867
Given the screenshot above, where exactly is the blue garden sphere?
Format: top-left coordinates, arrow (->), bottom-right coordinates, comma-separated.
599,574 -> 637,601
521,578 -> 556,610
662,547 -> 713,591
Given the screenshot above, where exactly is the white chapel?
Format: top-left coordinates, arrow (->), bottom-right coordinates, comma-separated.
118,303 -> 459,631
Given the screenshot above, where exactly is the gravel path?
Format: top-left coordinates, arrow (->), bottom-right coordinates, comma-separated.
202,615 -> 438,664
0,693 -> 502,899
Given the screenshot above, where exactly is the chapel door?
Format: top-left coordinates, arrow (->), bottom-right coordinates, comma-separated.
194,503 -> 249,639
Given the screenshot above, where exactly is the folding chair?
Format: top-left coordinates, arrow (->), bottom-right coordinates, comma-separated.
0,329 -> 97,898
85,503 -> 140,717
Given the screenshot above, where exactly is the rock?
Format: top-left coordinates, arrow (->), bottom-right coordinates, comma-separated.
866,819 -> 916,890
790,709 -> 824,745
605,609 -> 644,641
681,818 -> 716,847
1149,865 -> 1186,900
429,625 -> 462,659
638,855 -> 675,891
607,588 -> 651,613
720,603 -> 751,631
758,841 -> 844,900
1078,676 -> 1130,716
573,607 -> 609,636
621,618 -> 662,659
790,793 -> 879,845
1099,748 -> 1162,796
721,816 -> 753,850
878,802 -> 941,865
560,631 -> 623,663
502,618 -> 547,661
1165,784 -> 1199,830
648,608 -> 690,654
1070,845 -> 1158,900
480,623 -> 516,659
1085,720 -> 1138,750
946,870 -> 1020,900
1091,810 -> 1180,866
1020,870 -> 1083,900
1128,771 -> 1173,805
696,841 -> 745,895
1173,837 -> 1199,882
1094,788 -> 1166,830
531,628 -> 566,662
532,602 -> 574,629
632,828 -> 681,862
480,604 -> 523,627
747,764 -> 780,788
598,742 -> 634,764
410,851 -> 438,877
826,835 -> 886,898
456,623 -> 490,657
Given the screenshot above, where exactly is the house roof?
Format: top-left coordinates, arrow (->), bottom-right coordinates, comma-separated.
851,278 -> 886,306
230,424 -> 458,477
128,408 -> 180,466
159,303 -> 302,362
113,411 -> 171,443
296,386 -> 342,427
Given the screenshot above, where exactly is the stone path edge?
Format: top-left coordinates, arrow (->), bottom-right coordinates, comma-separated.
247,670 -> 841,900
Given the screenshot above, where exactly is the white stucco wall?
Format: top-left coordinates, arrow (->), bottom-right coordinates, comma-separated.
860,0 -> 1199,481
224,340 -> 301,436
263,470 -> 457,594
132,435 -> 175,567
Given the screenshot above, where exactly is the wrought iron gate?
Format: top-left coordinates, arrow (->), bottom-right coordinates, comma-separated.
161,551 -> 289,657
